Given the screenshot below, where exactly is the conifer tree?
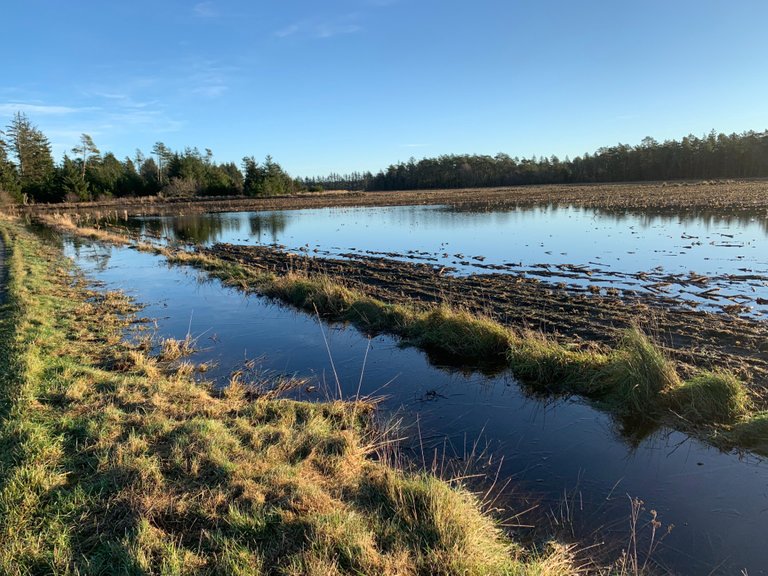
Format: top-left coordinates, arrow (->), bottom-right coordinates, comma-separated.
72,133 -> 100,178
5,112 -> 55,200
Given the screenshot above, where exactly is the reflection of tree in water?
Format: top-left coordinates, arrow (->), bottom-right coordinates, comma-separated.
172,214 -> 230,244
70,238 -> 112,272
442,202 -> 768,236
137,217 -> 166,239
592,205 -> 768,234
249,212 -> 289,244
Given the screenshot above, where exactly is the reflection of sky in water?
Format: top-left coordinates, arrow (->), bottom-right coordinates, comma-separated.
65,239 -> 768,574
128,205 -> 768,275
124,204 -> 768,313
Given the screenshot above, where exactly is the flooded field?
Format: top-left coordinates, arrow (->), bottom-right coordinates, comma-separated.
117,204 -> 768,317
64,235 -> 768,575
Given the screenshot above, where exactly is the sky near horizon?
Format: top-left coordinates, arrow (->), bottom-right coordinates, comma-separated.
2,0 -> 766,176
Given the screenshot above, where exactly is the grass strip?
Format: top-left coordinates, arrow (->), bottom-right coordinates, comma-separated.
0,220 -> 577,575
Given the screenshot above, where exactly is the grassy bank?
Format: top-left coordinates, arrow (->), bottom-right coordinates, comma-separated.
164,249 -> 768,457
0,222 -> 578,574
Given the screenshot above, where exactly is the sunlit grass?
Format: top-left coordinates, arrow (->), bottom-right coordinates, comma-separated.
598,328 -> 681,415
0,221 -> 579,574
667,370 -> 751,424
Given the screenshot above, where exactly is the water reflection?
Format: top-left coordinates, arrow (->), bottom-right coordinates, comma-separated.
120,212 -> 290,245
438,202 -> 768,234
248,212 -> 289,243
109,203 -> 768,317
63,237 -> 768,574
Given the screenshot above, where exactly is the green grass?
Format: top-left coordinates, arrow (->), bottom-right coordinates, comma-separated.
0,221 -> 577,575
667,371 -> 751,424
726,412 -> 768,454
598,328 -> 682,415
507,331 -> 609,392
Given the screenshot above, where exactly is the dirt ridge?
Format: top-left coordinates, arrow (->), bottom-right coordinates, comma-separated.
205,242 -> 768,394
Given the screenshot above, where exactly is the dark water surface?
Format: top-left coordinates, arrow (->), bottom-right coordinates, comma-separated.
116,204 -> 768,315
63,237 -> 768,575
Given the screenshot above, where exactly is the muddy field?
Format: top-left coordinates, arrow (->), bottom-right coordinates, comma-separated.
20,179 -> 768,217
204,242 -> 768,396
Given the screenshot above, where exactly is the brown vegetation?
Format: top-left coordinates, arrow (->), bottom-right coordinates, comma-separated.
19,179 -> 768,218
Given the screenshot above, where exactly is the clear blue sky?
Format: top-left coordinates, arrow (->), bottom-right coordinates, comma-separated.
2,0 -> 766,176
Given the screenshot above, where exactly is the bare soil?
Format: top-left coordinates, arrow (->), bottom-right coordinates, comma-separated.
205,243 -> 768,395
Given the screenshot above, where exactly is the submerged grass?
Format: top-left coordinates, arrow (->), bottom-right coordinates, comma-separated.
0,221 -> 577,574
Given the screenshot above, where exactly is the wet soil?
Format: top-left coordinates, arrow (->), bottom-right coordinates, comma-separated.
204,243 -> 768,397
20,180 -> 768,217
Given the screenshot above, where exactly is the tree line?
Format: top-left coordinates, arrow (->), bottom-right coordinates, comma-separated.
0,112 -> 301,203
2,110 -> 767,203
363,131 -> 768,191
300,171 -> 373,192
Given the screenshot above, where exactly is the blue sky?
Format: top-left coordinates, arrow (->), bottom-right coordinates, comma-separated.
2,0 -> 766,176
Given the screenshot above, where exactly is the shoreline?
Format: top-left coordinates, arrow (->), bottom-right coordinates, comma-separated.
0,221 -> 580,574
17,179 -> 768,217
204,243 -> 768,387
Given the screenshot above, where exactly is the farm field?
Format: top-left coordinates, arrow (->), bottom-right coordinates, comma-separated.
24,180 -> 768,216
16,180 -> 768,573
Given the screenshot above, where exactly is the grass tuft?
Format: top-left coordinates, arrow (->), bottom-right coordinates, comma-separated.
726,413 -> 768,454
407,305 -> 512,362
159,334 -> 196,362
508,331 -> 609,392
599,328 -> 681,415
667,371 -> 751,425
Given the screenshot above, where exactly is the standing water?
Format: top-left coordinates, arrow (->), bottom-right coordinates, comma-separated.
63,230 -> 768,575
116,204 -> 768,317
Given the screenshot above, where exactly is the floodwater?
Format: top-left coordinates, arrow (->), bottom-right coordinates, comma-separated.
63,234 -> 768,575
116,204 -> 768,316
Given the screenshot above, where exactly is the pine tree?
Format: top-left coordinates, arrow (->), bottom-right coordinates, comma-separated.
72,133 -> 100,178
0,129 -> 20,198
242,156 -> 263,196
60,155 -> 91,201
151,142 -> 172,185
5,112 -> 55,201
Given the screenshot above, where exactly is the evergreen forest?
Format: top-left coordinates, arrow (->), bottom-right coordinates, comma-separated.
1,111 -> 767,203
